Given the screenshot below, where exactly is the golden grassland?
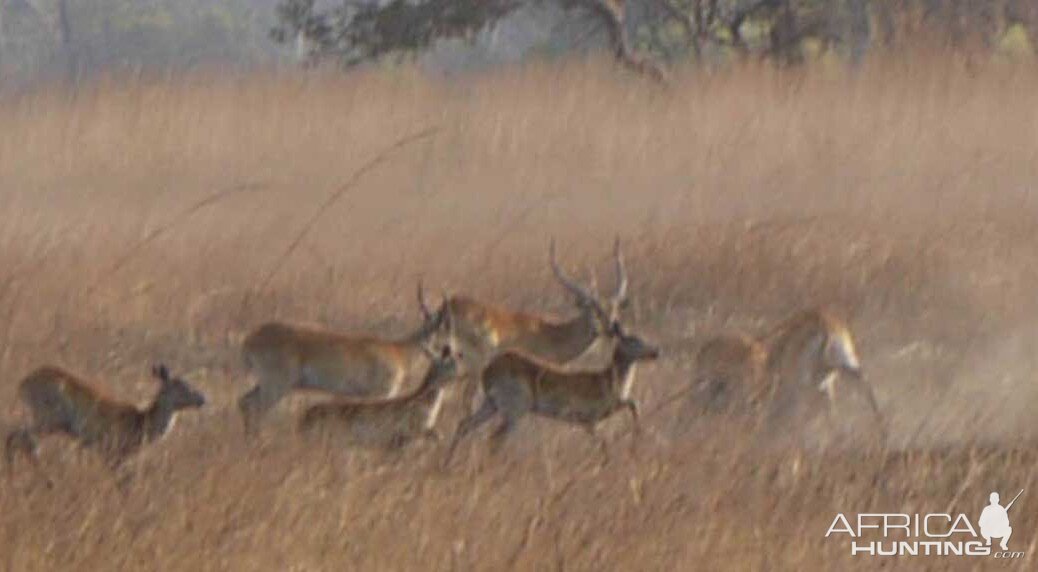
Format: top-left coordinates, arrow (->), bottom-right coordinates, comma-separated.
1,56 -> 1037,570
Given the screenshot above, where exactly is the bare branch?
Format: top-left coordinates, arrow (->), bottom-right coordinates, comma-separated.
583,0 -> 669,82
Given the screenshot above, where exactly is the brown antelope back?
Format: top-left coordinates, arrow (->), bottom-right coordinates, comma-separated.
238,284 -> 451,434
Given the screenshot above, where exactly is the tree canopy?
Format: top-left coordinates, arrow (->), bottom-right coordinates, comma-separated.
2,0 -> 1035,84
271,0 -> 1038,79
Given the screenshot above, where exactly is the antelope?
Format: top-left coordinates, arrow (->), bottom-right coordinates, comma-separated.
5,364 -> 205,478
237,284 -> 451,434
444,321 -> 659,466
692,308 -> 884,439
692,333 -> 768,414
422,239 -> 629,410
298,344 -> 462,449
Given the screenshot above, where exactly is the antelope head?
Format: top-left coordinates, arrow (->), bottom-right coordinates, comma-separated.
152,364 -> 206,410
612,321 -> 659,360
416,280 -> 456,348
419,343 -> 464,391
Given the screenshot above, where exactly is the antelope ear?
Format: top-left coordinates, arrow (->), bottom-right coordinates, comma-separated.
152,364 -> 170,383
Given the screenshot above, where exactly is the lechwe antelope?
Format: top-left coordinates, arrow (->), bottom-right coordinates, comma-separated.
444,321 -> 660,465
422,239 -> 629,413
691,332 -> 768,414
298,344 -> 462,448
693,309 -> 884,440
421,239 -> 629,368
238,285 -> 452,434
5,365 -> 205,477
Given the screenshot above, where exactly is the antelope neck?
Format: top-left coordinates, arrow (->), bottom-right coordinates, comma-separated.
142,398 -> 178,442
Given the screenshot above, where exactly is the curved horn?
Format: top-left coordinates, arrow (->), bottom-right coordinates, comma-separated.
417,279 -> 433,322
588,267 -> 601,299
442,295 -> 452,328
550,239 -> 598,306
610,237 -> 628,316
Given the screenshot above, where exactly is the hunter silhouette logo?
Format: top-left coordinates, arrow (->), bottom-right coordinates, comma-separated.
825,488 -> 1026,558
979,490 -> 1023,551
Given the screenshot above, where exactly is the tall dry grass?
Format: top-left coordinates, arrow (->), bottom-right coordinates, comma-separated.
0,57 -> 1037,570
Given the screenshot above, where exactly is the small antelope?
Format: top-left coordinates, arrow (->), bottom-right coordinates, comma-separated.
238,284 -> 451,434
693,308 -> 884,437
298,344 -> 462,448
444,321 -> 660,465
5,364 -> 205,477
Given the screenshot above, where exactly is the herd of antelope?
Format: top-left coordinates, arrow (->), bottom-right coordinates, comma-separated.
3,239 -> 885,483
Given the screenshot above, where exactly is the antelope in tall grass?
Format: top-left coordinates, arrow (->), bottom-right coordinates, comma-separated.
421,239 -> 629,368
444,321 -> 659,466
692,333 -> 768,414
422,239 -> 629,412
238,285 -> 451,434
693,308 -> 885,440
298,343 -> 462,449
5,365 -> 205,478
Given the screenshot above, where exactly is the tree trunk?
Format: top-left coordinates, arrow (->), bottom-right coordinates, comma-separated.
586,0 -> 668,82
0,0 -> 6,75
56,0 -> 75,80
845,0 -> 871,67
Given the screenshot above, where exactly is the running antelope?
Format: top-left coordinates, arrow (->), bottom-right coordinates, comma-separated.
5,365 -> 205,477
298,344 -> 462,448
421,239 -> 628,368
444,321 -> 659,465
422,239 -> 629,411
692,333 -> 768,414
238,285 -> 451,434
693,308 -> 884,438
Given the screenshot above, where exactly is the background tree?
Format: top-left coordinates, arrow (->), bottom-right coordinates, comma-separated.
272,0 -> 1036,78
0,0 -> 280,84
2,0 -> 1035,85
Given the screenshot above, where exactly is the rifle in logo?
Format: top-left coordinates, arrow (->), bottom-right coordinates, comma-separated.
1006,489 -> 1024,511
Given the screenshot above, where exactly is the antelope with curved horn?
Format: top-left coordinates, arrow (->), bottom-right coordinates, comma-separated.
444,321 -> 659,466
692,308 -> 884,439
5,364 -> 205,478
237,284 -> 452,434
298,343 -> 463,449
422,239 -> 629,414
420,239 -> 629,368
